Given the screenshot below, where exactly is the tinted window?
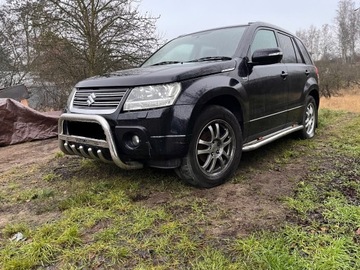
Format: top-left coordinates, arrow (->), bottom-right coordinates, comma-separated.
292,39 -> 303,63
295,38 -> 313,65
278,33 -> 297,63
250,30 -> 278,55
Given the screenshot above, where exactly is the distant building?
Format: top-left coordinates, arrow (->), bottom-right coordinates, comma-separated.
0,72 -> 62,109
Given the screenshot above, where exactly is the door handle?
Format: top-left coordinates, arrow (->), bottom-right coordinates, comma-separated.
305,70 -> 310,76
281,71 -> 288,79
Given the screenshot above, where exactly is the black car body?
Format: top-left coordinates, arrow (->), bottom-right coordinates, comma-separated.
59,22 -> 319,187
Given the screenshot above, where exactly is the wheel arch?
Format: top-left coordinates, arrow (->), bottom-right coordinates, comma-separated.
308,88 -> 320,111
303,75 -> 320,111
307,85 -> 320,128
187,89 -> 245,137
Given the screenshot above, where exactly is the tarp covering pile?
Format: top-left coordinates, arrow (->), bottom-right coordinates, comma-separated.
0,98 -> 60,146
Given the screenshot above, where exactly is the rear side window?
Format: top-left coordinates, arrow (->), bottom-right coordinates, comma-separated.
295,38 -> 313,65
292,39 -> 303,63
278,33 -> 297,63
250,29 -> 278,55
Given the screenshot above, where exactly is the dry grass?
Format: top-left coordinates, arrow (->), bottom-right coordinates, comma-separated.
320,87 -> 360,113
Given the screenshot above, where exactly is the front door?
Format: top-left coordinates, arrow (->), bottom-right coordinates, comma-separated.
242,29 -> 289,139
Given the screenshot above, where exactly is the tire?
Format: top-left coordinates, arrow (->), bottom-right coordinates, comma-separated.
299,95 -> 317,139
175,105 -> 242,188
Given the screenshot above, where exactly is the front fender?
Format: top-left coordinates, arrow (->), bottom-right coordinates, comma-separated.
175,74 -> 249,138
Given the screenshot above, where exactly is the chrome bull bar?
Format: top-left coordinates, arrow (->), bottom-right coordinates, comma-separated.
58,113 -> 143,170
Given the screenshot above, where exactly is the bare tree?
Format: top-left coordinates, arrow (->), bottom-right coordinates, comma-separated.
296,25 -> 322,60
0,1 -> 36,87
335,0 -> 360,63
296,24 -> 339,61
0,40 -> 12,87
36,0 -> 160,77
296,0 -> 360,97
318,24 -> 337,60
33,0 -> 161,109
0,0 -> 160,109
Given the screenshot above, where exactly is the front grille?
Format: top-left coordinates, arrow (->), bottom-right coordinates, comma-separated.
72,87 -> 128,110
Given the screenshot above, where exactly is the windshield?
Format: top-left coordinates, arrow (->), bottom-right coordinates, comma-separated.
142,26 -> 247,67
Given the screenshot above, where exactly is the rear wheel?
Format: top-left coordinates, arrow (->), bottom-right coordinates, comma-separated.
299,95 -> 317,139
175,105 -> 242,188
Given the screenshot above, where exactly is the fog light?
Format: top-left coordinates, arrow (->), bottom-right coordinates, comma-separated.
132,135 -> 140,146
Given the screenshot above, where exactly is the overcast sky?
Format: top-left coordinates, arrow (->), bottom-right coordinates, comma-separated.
139,0 -> 343,40
0,0 -> 347,39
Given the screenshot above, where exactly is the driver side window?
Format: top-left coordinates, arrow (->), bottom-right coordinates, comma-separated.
250,30 -> 278,55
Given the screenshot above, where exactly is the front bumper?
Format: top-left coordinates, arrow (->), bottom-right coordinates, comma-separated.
58,113 -> 143,170
58,111 -> 190,169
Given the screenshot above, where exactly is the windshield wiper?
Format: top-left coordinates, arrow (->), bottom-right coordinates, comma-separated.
151,61 -> 181,66
188,56 -> 232,62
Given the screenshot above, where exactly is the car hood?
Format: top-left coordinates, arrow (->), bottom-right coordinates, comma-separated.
76,60 -> 237,88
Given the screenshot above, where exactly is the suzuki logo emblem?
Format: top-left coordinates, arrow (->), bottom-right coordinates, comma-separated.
87,93 -> 96,106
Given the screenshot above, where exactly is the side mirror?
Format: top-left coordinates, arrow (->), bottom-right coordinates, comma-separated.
251,48 -> 283,66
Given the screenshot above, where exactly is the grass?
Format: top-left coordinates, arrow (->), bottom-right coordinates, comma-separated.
1,169 -> 211,268
1,93 -> 360,269
233,226 -> 359,270
320,86 -> 360,113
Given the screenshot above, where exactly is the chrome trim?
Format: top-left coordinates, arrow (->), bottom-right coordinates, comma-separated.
70,144 -> 81,156
79,146 -> 91,158
269,52 -> 282,56
221,67 -> 235,72
88,148 -> 99,160
58,113 -> 143,170
86,93 -> 96,106
97,149 -> 113,164
58,134 -> 108,148
69,106 -> 119,115
150,135 -> 187,139
242,125 -> 303,152
69,87 -> 128,115
64,142 -> 72,153
249,106 -> 303,123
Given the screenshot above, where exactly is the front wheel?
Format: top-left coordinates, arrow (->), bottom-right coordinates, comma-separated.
175,105 -> 242,188
299,96 -> 317,139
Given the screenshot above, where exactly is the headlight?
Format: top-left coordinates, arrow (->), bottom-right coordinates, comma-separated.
66,88 -> 76,109
123,83 -> 181,111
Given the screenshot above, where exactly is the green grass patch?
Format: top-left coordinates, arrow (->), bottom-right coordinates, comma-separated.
233,227 -> 360,270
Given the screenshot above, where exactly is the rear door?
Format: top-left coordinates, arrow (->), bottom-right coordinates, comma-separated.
277,33 -> 312,124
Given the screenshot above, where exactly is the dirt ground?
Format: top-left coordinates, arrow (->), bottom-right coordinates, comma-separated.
0,137 -> 307,238
139,153 -> 304,237
0,138 -> 59,174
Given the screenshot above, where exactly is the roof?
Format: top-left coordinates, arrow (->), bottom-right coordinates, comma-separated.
176,21 -> 295,39
0,85 -> 30,101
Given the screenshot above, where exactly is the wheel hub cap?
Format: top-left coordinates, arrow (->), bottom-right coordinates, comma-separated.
196,120 -> 236,176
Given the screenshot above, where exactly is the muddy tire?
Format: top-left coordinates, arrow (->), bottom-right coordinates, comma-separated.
175,105 -> 242,188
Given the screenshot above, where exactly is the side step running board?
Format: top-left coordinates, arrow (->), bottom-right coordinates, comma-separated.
242,125 -> 303,152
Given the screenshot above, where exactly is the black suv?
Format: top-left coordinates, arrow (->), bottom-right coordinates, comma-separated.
59,22 -> 319,188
